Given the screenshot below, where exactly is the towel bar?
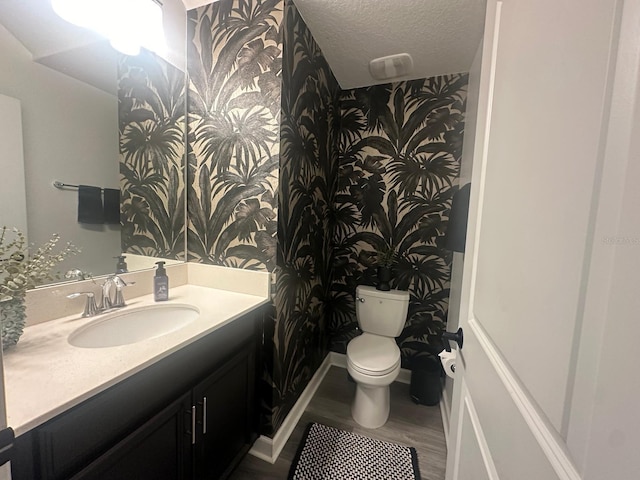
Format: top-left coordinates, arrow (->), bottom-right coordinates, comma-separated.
53,181 -> 110,191
53,180 -> 80,190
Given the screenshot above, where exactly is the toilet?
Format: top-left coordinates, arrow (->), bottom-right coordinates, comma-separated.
347,285 -> 410,428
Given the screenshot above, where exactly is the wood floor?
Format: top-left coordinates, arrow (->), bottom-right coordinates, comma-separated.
230,366 -> 447,480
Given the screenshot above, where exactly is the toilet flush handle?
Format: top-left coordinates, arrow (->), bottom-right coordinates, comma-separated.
355,296 -> 365,303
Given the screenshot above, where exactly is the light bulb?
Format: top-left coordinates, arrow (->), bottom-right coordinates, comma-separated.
140,0 -> 167,55
50,0 -> 166,57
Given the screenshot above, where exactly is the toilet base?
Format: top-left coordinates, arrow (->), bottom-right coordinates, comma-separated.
351,383 -> 390,429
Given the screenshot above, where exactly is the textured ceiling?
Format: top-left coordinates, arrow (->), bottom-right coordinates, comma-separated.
2,0 -> 485,93
184,0 -> 487,88
294,0 -> 487,89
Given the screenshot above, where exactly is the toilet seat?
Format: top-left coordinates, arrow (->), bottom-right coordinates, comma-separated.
347,333 -> 401,376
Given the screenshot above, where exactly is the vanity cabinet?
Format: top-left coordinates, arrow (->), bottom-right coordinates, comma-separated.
11,307 -> 263,480
193,349 -> 256,480
70,393 -> 193,480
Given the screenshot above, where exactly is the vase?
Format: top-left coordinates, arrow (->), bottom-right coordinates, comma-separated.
376,266 -> 392,291
1,295 -> 26,349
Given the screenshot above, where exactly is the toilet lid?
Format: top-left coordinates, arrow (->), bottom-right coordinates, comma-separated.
347,334 -> 401,376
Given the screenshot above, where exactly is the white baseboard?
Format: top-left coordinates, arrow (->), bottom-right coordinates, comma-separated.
329,350 -> 348,368
249,351 -> 413,463
397,366 -> 412,384
249,352 -> 334,464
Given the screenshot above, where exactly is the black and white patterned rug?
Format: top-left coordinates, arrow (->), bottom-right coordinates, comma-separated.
288,423 -> 421,480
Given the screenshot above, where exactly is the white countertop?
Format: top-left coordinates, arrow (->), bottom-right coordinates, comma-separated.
3,284 -> 269,436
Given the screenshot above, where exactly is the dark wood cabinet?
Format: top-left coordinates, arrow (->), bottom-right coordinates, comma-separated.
11,308 -> 262,480
194,348 -> 255,480
70,393 -> 193,480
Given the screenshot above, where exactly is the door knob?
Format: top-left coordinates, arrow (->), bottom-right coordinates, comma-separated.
442,327 -> 463,352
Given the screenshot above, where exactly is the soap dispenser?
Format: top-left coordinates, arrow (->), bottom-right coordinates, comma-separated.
115,255 -> 128,274
154,261 -> 169,301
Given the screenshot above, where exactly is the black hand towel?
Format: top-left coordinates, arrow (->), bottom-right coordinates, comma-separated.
103,188 -> 121,224
77,185 -> 104,224
443,182 -> 471,253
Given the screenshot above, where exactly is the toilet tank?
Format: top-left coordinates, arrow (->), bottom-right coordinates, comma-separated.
355,286 -> 410,337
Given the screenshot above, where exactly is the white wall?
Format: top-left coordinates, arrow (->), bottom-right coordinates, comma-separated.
162,0 -> 187,72
0,95 -> 28,239
0,24 -> 121,278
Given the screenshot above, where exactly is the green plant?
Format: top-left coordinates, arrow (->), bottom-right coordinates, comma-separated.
0,227 -> 80,295
375,245 -> 397,268
0,227 -> 79,348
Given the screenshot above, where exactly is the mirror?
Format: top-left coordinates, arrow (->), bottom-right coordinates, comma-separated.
0,0 -> 187,285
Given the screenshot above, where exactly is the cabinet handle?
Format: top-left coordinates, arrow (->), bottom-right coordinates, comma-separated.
202,397 -> 207,435
191,405 -> 196,445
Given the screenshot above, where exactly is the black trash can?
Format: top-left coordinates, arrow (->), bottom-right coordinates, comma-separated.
410,356 -> 443,406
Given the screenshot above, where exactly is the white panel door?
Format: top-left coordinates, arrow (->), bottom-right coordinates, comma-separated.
446,0 -> 630,478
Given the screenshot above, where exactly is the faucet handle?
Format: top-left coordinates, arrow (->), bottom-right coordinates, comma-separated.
67,292 -> 99,317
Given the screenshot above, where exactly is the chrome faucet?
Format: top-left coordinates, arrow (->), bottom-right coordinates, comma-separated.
101,276 -> 115,310
111,275 -> 130,308
101,275 -> 132,310
68,275 -> 133,317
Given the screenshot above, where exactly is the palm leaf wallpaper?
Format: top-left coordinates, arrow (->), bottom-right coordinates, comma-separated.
186,0 -> 284,435
118,51 -> 187,259
267,0 -> 341,434
330,76 -> 468,366
186,0 -> 282,270
179,0 -> 468,438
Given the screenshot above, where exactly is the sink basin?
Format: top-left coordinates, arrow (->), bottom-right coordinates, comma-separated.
69,304 -> 200,348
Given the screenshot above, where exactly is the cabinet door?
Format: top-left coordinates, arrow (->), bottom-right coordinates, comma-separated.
193,345 -> 256,480
70,393 -> 193,480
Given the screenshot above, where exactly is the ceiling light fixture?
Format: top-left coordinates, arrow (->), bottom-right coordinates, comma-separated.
369,53 -> 414,81
50,0 -> 166,56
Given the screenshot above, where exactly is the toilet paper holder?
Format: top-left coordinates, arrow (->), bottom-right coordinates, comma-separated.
441,327 -> 463,352
438,349 -> 458,378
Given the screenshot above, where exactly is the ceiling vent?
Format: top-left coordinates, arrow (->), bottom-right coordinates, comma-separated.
369,53 -> 414,81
